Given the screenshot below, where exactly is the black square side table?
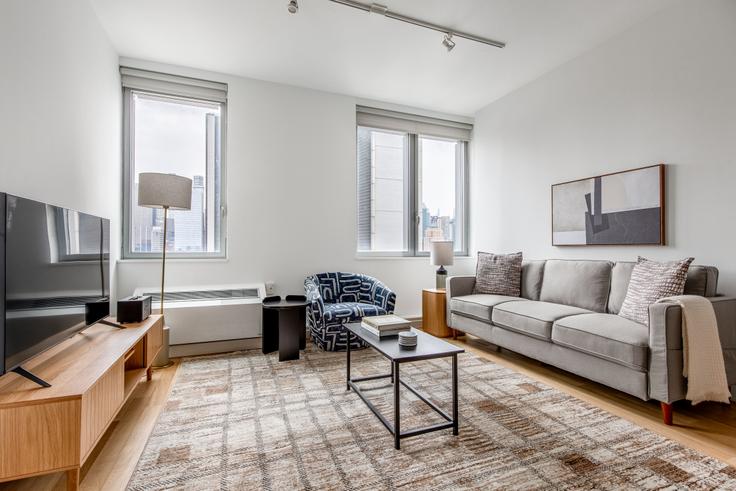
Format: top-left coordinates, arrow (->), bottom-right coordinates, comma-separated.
262,295 -> 308,361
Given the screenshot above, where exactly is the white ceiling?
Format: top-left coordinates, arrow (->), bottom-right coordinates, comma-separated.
91,0 -> 674,115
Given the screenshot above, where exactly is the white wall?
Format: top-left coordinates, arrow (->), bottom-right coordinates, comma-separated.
117,59 -> 476,316
471,0 -> 736,295
0,0 -> 122,296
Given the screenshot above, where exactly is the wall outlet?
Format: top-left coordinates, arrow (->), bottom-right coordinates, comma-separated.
265,281 -> 275,296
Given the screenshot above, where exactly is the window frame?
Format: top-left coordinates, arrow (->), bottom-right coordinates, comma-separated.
122,87 -> 228,260
356,126 -> 469,258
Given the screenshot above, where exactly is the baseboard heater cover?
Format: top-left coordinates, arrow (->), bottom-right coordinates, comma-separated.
133,284 -> 266,349
169,337 -> 262,358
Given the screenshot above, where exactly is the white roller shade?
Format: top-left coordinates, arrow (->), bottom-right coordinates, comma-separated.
356,106 -> 472,141
120,67 -> 228,103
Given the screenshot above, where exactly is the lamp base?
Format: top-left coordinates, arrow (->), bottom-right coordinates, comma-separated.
436,266 -> 448,290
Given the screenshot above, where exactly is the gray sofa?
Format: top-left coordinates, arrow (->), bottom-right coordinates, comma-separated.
447,259 -> 736,424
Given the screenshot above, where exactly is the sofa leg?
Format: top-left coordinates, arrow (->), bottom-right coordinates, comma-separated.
661,402 -> 673,425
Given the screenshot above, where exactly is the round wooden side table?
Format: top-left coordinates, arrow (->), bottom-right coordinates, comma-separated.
422,288 -> 454,338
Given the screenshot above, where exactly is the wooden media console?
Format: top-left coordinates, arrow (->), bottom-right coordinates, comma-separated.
0,315 -> 163,490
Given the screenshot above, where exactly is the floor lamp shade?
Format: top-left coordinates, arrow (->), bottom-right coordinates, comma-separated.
137,173 -> 192,210
430,240 -> 454,289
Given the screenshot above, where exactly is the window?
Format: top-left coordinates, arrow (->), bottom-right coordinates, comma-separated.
122,68 -> 227,258
356,107 -> 470,256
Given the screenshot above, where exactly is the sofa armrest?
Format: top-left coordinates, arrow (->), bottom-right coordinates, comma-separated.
710,296 -> 736,349
446,275 -> 476,321
648,302 -> 684,403
710,297 -> 736,398
648,296 -> 736,403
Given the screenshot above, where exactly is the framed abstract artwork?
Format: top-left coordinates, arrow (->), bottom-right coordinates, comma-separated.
551,164 -> 665,246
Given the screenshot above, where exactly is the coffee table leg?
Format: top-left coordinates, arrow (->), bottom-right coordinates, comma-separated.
346,330 -> 351,391
452,353 -> 459,436
394,361 -> 400,450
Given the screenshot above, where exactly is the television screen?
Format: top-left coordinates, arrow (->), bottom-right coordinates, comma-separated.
2,194 -> 110,374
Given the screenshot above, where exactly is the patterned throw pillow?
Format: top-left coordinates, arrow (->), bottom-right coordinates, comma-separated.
473,252 -> 523,297
618,256 -> 694,325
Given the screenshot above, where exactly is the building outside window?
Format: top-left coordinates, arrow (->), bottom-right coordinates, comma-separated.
122,68 -> 227,259
356,106 -> 470,256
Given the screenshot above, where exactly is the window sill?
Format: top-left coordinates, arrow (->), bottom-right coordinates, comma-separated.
117,257 -> 229,264
354,254 -> 472,261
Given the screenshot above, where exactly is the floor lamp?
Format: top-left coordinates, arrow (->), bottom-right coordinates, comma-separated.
138,172 -> 192,367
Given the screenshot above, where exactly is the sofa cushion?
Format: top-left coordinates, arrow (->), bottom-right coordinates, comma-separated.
608,262 -> 636,314
450,294 -> 524,322
609,261 -> 719,314
521,260 -> 546,300
552,313 -> 649,371
684,265 -> 719,297
322,302 -> 386,324
473,251 -> 523,296
618,256 -> 694,325
492,301 -> 591,341
539,260 -> 613,312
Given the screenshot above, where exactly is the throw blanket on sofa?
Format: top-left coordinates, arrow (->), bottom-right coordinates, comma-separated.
656,295 -> 731,404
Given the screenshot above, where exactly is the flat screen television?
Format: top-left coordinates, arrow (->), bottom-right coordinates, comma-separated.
0,192 -> 110,386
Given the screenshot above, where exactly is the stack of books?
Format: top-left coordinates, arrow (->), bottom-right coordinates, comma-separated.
361,315 -> 412,338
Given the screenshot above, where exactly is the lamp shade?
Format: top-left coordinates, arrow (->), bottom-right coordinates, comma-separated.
430,240 -> 454,266
137,172 -> 192,210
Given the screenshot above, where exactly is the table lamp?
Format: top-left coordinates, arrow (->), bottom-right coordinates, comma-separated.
137,172 -> 192,316
430,240 -> 454,290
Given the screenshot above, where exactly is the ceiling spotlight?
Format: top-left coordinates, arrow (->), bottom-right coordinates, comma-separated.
442,32 -> 455,52
287,0 -> 299,14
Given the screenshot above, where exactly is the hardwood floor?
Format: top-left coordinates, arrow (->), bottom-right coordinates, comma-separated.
0,362 -> 179,491
1,335 -> 734,490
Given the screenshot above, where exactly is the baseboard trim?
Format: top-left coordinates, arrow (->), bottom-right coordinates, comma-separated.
170,338 -> 261,357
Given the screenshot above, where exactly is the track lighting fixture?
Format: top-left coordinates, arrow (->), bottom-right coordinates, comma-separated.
442,32 -> 455,52
287,0 -> 299,14
324,0 -> 505,50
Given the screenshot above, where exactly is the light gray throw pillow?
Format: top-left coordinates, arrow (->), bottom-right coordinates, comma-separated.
473,251 -> 523,297
618,256 -> 694,325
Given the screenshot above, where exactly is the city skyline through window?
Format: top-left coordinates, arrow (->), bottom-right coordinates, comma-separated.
357,125 -> 467,256
129,92 -> 223,254
418,136 -> 460,252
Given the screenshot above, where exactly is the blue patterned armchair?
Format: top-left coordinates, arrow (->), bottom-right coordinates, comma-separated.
305,272 -> 397,351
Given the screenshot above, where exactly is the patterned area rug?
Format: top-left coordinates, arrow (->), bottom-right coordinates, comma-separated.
128,346 -> 736,490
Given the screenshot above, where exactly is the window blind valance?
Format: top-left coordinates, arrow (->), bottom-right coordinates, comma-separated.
356,105 -> 472,141
120,67 -> 228,103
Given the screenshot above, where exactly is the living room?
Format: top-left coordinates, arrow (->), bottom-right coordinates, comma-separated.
1,0 -> 735,489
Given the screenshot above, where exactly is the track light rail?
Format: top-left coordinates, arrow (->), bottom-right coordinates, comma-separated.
326,0 -> 506,49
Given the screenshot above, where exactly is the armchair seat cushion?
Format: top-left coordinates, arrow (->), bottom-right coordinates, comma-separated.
492,301 -> 591,340
552,313 -> 649,371
450,294 -> 526,322
322,302 -> 387,324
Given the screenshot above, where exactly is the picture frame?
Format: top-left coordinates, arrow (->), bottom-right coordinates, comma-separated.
551,164 -> 665,246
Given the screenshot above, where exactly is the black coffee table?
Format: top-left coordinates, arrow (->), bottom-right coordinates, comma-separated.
345,323 -> 464,449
